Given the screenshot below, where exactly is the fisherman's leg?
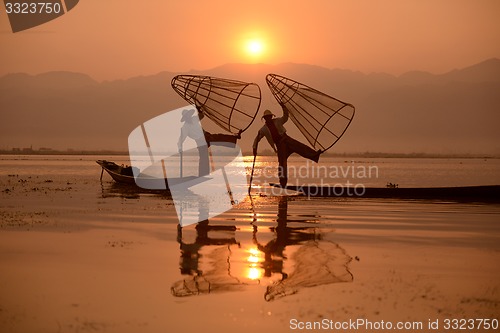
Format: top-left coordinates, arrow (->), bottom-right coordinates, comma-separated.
197,145 -> 210,176
277,141 -> 288,187
208,133 -> 238,144
203,131 -> 213,145
287,137 -> 321,163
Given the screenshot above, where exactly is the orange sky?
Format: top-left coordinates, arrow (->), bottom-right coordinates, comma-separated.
1,0 -> 499,81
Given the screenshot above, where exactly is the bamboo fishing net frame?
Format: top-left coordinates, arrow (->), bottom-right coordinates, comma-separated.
266,73 -> 355,152
172,75 -> 262,134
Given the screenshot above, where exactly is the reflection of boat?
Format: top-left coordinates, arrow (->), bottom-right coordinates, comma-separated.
99,181 -> 173,199
270,183 -> 500,202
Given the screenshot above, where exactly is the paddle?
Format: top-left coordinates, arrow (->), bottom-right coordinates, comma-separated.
179,149 -> 183,179
248,144 -> 258,195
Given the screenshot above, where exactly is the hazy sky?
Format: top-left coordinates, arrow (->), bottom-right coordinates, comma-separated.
1,0 -> 499,81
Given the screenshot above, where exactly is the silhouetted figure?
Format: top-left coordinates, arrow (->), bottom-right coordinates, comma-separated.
178,108 -> 210,176
198,108 -> 242,147
253,109 -> 322,186
178,108 -> 242,177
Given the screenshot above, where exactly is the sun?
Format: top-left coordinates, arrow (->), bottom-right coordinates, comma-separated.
238,31 -> 271,62
245,39 -> 265,57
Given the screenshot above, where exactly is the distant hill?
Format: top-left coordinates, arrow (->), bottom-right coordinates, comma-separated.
1,59 -> 499,154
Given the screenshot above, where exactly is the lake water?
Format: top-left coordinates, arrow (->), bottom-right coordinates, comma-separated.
1,154 -> 499,332
1,154 -> 500,187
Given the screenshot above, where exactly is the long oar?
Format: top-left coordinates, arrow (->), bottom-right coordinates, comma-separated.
248,145 -> 258,195
179,149 -> 183,179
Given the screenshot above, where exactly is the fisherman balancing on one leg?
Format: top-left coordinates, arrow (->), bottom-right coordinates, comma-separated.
178,108 -> 242,177
198,107 -> 242,145
252,108 -> 322,187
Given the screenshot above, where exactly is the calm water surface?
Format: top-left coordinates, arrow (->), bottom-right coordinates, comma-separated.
1,154 -> 500,187
1,154 -> 500,331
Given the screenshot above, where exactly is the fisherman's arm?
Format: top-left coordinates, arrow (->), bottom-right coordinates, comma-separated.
281,105 -> 289,123
253,130 -> 264,155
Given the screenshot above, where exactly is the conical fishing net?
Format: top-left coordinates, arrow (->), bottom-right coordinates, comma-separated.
266,73 -> 355,151
172,75 -> 261,134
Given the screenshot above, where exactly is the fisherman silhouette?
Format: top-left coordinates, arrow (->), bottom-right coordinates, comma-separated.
197,108 -> 242,146
177,108 -> 209,177
178,108 -> 243,177
253,108 -> 322,186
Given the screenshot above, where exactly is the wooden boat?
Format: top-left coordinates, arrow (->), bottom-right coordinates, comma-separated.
97,160 -> 207,190
269,183 -> 500,202
97,160 -> 140,185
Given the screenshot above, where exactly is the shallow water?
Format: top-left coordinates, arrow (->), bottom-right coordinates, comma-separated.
1,155 -> 500,332
2,154 -> 500,187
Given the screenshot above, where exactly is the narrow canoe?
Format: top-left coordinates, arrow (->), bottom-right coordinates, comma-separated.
97,160 -> 139,185
97,160 -> 208,190
269,183 -> 500,202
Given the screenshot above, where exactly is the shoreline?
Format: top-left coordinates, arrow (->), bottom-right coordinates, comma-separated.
1,150 -> 499,159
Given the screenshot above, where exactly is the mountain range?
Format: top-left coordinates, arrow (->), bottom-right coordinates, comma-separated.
1,58 -> 499,154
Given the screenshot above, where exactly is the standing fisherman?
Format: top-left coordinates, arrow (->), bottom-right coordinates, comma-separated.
178,108 -> 242,177
252,108 -> 322,186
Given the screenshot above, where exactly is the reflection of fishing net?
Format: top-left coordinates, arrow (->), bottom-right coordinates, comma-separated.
172,75 -> 262,134
265,241 -> 353,301
266,74 -> 355,151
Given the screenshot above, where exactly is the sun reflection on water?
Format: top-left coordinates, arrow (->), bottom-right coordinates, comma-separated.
246,247 -> 263,280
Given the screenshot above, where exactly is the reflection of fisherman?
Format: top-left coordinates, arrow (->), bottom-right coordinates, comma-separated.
253,196 -> 318,278
178,108 -> 209,176
177,219 -> 238,276
253,108 -> 322,186
172,219 -> 240,297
